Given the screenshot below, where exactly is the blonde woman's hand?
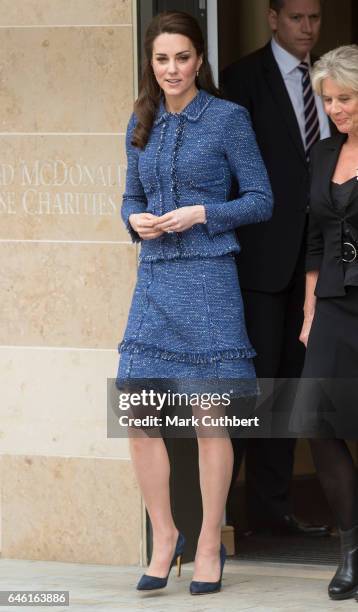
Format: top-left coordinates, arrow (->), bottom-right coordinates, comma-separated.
154,205 -> 206,233
129,213 -> 164,240
299,314 -> 314,347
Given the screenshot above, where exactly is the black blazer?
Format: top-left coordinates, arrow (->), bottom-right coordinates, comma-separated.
222,43 -> 315,292
306,133 -> 358,298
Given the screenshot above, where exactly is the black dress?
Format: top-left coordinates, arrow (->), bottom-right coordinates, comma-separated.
291,177 -> 358,437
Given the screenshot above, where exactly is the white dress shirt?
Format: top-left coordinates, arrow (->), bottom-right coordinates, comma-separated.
271,37 -> 330,145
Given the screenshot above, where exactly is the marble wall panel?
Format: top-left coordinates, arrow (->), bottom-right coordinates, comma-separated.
0,1 -> 132,26
1,455 -> 141,564
0,135 -> 132,242
0,0 -> 140,564
0,27 -> 133,132
0,243 -> 137,348
0,455 -> 2,546
0,347 -> 129,458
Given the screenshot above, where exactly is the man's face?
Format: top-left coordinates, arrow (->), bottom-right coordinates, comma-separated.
268,0 -> 322,60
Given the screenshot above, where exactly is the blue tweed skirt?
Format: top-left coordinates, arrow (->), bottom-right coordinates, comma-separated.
117,254 -> 256,391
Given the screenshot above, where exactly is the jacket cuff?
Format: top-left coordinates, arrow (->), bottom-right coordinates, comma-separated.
122,198 -> 145,243
203,201 -> 227,237
305,254 -> 323,272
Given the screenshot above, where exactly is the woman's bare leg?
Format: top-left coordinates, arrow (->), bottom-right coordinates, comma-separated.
193,435 -> 233,581
130,434 -> 179,577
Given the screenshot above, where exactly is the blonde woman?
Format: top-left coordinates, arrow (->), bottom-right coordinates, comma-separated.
294,45 -> 358,600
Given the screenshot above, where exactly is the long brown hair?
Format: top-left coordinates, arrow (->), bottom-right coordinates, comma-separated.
132,11 -> 220,149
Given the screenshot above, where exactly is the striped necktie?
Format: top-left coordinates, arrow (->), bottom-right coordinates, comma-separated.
298,61 -> 320,155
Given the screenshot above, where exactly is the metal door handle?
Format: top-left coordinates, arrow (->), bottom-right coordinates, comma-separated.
199,0 -> 206,9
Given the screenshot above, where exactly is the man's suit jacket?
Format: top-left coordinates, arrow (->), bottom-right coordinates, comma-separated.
306,132 -> 358,297
221,42 -> 313,293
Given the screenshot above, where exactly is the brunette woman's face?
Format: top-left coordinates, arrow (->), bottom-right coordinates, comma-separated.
151,33 -> 202,103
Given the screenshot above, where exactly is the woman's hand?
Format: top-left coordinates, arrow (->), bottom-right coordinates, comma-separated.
129,213 -> 164,240
299,314 -> 314,347
300,271 -> 318,347
154,205 -> 206,233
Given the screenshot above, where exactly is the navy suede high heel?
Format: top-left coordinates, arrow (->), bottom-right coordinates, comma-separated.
137,532 -> 185,591
190,543 -> 227,595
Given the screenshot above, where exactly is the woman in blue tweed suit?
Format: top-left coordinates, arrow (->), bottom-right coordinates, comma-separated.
117,11 -> 273,595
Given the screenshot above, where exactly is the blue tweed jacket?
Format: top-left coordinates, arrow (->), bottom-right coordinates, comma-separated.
122,89 -> 273,261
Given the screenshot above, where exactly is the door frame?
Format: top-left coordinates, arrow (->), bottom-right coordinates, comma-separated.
207,0 -> 218,84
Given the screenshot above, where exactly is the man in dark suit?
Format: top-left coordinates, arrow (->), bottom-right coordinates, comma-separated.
222,0 -> 331,535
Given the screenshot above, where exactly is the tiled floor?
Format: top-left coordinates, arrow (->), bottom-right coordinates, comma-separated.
0,558 -> 357,612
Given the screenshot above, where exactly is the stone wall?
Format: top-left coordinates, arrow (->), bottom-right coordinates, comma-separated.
0,0 -> 142,565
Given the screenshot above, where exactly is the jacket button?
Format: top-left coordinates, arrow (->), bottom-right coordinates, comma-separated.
305,205 -> 310,213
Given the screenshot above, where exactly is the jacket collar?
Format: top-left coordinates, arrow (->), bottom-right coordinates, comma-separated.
154,89 -> 213,126
321,131 -> 347,151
